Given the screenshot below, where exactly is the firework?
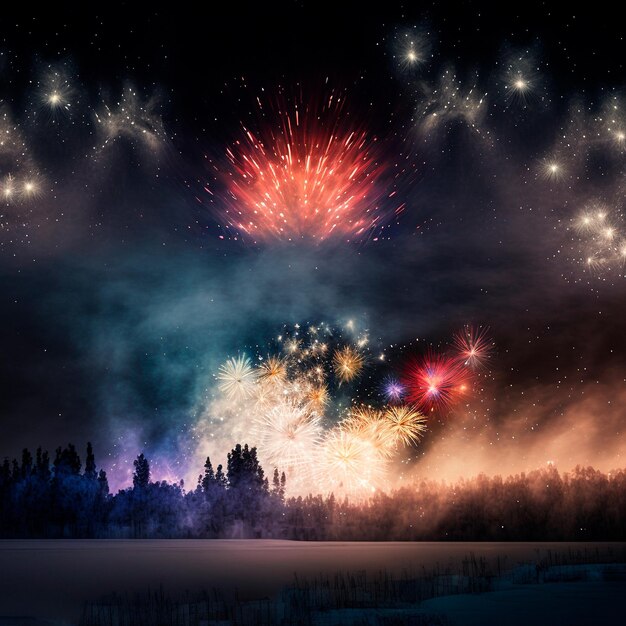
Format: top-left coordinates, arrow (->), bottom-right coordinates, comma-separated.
453,325 -> 493,369
39,67 -> 74,115
200,320 -> 489,498
417,69 -> 488,139
540,158 -> 564,181
362,421 -> 396,459
343,405 -> 380,431
381,376 -> 405,402
258,355 -> 287,385
320,429 -> 385,494
284,338 -> 301,355
305,383 -> 330,411
392,27 -> 431,72
570,202 -> 626,272
501,52 -> 543,108
18,176 -> 44,201
384,405 -> 427,446
217,355 -> 258,400
252,400 -> 323,471
95,85 -> 165,153
2,175 -> 15,201
404,352 -> 470,411
212,91 -> 402,242
333,345 -> 365,383
343,407 -> 396,459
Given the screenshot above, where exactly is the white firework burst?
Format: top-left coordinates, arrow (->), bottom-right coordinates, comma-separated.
252,401 -> 323,471
217,355 -> 258,400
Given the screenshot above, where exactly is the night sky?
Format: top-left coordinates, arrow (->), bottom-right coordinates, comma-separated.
1,2 -> 625,490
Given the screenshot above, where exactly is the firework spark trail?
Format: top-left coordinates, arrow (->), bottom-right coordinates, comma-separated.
213,92 -> 404,242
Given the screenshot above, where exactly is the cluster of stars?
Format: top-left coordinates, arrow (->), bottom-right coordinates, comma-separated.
573,204 -> 626,270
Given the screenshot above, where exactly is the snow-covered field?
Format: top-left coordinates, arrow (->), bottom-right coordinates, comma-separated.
0,540 -> 624,624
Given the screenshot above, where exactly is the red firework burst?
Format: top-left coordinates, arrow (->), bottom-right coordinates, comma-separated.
403,352 -> 471,412
212,91 -> 404,242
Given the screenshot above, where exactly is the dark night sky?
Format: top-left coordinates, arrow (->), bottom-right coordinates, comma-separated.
1,2 -> 625,487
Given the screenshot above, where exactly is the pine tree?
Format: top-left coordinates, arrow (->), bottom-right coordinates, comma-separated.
21,449 -> 33,479
97,469 -> 109,498
0,459 -> 10,484
215,464 -> 226,488
54,444 -> 81,477
85,442 -> 97,480
132,453 -> 151,489
271,468 -> 286,503
35,447 -> 51,480
201,456 -> 215,494
272,468 -> 281,496
227,444 -> 267,493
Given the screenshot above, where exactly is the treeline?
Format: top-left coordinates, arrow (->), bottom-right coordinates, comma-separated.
2,442 -> 626,540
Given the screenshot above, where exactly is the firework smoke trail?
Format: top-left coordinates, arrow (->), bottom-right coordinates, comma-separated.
211,91 -> 405,242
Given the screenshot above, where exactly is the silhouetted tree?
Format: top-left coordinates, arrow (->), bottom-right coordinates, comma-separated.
85,442 -> 97,480
3,441 -> 626,541
54,444 -> 81,477
272,468 -> 280,495
225,444 -> 270,536
133,453 -> 151,489
215,464 -> 226,487
98,469 -> 109,498
201,457 -> 216,495
35,447 -> 50,480
21,449 -> 33,479
271,468 -> 286,503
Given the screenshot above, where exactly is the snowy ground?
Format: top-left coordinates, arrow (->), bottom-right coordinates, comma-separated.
0,540 -> 624,624
422,580 -> 625,626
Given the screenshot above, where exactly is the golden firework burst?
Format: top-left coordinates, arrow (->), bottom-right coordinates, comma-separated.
332,345 -> 365,383
258,355 -> 287,384
384,405 -> 428,446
